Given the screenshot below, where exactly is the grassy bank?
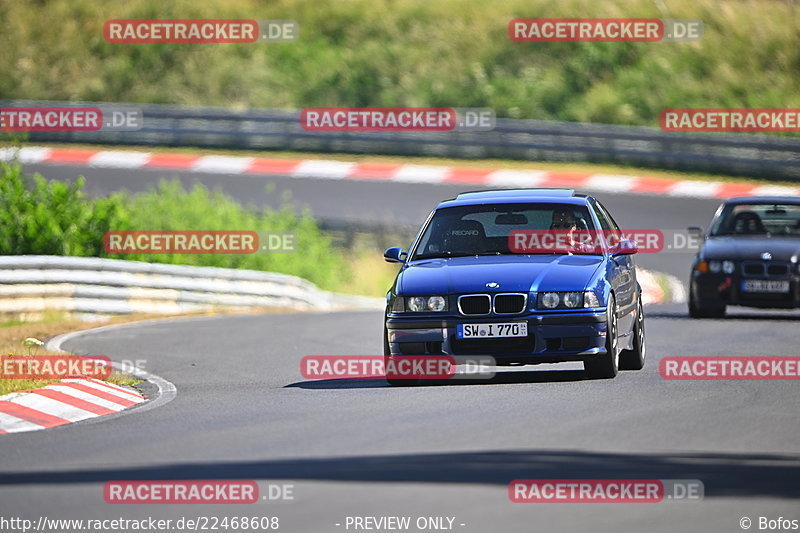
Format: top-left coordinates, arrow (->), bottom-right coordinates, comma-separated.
1,0 -> 798,127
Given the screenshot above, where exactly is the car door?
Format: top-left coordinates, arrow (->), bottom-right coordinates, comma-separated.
592,200 -> 637,335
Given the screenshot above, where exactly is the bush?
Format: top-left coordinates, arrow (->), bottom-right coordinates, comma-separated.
0,162 -> 350,289
0,162 -> 124,256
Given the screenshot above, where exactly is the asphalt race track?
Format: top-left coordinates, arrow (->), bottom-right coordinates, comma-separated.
1,163 -> 798,532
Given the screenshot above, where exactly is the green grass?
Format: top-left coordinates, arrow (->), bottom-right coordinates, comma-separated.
0,314 -> 142,396
1,0 -> 798,127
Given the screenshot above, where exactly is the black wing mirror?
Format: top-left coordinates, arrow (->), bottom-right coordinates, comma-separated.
687,226 -> 706,241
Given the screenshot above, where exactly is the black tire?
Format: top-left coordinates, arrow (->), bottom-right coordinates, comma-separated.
619,299 -> 646,371
584,294 -> 619,379
688,285 -> 726,318
384,325 -> 420,387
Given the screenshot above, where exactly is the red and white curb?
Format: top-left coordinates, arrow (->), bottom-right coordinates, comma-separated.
639,269 -> 687,306
3,146 -> 799,200
0,320 -> 179,435
0,377 -> 144,434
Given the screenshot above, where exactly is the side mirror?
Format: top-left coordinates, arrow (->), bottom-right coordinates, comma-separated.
611,239 -> 638,256
384,247 -> 406,263
688,226 -> 705,241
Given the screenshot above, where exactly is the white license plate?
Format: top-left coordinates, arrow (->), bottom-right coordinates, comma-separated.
742,280 -> 790,293
457,322 -> 528,338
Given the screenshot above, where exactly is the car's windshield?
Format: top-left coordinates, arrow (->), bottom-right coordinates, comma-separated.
710,203 -> 800,237
411,202 -> 600,259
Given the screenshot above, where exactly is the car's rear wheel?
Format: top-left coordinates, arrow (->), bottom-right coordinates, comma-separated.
584,294 -> 619,379
688,285 -> 726,318
384,325 -> 420,387
619,299 -> 646,371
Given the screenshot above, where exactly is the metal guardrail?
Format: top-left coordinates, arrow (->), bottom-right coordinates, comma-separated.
0,256 -> 382,316
3,100 -> 800,181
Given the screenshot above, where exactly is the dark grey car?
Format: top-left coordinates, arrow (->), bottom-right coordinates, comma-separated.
689,196 -> 800,317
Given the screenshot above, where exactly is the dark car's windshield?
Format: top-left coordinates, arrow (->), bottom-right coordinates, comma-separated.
411,202 -> 600,259
710,203 -> 800,237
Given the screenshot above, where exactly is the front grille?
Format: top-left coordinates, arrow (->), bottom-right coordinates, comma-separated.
767,264 -> 790,276
494,294 -> 526,314
742,261 -> 791,278
397,342 -> 425,355
458,295 -> 491,315
562,336 -> 590,351
743,262 -> 764,275
544,337 -> 590,351
451,335 -> 535,355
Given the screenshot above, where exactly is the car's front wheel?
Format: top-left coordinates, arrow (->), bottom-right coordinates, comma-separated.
584,294 -> 619,379
384,325 -> 420,387
619,298 -> 646,371
688,285 -> 726,318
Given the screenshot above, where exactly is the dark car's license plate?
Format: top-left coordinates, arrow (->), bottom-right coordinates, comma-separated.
457,322 -> 528,338
742,280 -> 790,293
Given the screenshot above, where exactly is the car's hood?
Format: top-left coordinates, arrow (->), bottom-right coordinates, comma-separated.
398,255 -> 603,294
703,236 -> 800,262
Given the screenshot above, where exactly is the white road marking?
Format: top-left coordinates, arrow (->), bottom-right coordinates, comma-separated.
191,155 -> 254,174
89,151 -> 152,168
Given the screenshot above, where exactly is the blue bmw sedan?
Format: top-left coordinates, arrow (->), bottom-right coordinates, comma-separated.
383,189 -> 646,384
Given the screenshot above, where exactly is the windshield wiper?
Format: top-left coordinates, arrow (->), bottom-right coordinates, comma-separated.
413,251 -> 501,260
412,251 -> 459,260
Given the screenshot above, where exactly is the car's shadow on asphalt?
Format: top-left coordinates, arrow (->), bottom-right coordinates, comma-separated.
285,369 -> 590,389
647,310 -> 800,321
2,449 -> 799,500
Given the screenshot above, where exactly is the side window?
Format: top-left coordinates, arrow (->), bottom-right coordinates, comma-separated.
594,201 -> 620,231
590,200 -> 613,231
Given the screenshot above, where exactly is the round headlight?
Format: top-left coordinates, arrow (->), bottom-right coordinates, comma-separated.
427,296 -> 446,312
541,292 -> 560,309
563,292 -> 582,308
708,260 -> 721,273
408,296 -> 427,312
722,260 -> 735,274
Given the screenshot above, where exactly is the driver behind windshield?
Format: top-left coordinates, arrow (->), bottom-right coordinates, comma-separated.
550,207 -> 578,230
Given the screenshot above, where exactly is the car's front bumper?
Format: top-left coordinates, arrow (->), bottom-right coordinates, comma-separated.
691,272 -> 800,309
385,310 -> 608,365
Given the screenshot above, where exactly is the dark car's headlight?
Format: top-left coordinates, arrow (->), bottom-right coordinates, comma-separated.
395,295 -> 448,313
722,260 -> 736,274
708,260 -> 736,274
